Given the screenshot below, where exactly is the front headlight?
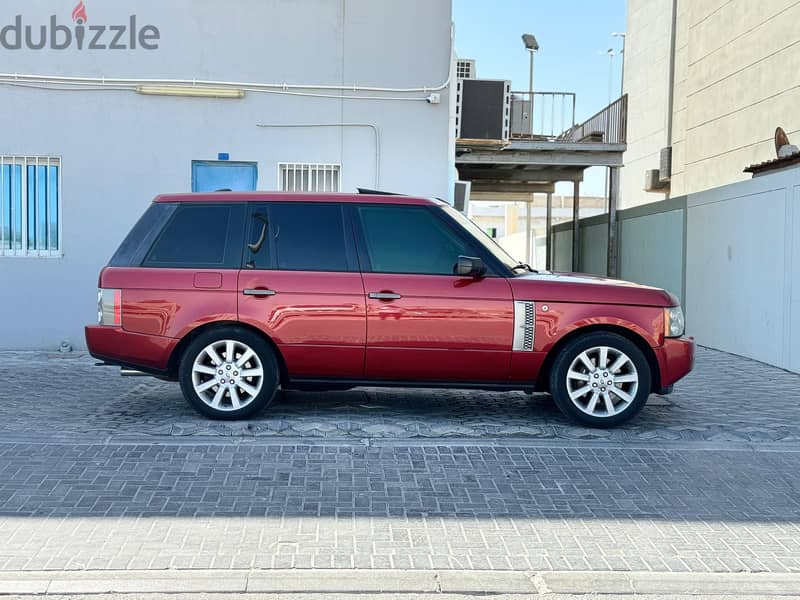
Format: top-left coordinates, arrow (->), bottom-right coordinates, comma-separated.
664,305 -> 685,338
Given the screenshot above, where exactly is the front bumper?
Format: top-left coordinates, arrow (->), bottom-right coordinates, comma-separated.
85,325 -> 177,374
655,335 -> 695,389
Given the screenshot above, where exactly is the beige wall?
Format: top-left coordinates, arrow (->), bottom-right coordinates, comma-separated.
620,0 -> 674,208
622,0 -> 800,204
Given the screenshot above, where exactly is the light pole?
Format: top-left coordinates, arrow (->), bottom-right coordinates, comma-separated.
521,33 -> 539,265
605,48 -> 617,105
612,32 -> 626,96
522,33 -> 539,136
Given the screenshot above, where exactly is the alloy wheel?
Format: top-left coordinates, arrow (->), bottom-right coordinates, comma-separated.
565,345 -> 639,417
191,339 -> 264,411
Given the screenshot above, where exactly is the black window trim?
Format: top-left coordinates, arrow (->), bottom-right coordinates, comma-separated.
243,201 -> 359,273
350,202 -> 510,277
109,202 -> 178,268
140,202 -> 246,270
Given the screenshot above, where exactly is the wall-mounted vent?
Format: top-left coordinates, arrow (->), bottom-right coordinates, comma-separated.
644,169 -> 669,192
456,59 -> 476,80
660,146 -> 672,182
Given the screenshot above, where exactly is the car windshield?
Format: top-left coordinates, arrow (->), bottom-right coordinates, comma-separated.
440,205 -> 527,274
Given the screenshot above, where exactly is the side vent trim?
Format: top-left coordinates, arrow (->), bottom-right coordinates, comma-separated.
513,300 -> 535,352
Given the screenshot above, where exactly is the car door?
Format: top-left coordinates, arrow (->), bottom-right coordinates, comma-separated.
353,203 -> 515,382
237,201 -> 366,378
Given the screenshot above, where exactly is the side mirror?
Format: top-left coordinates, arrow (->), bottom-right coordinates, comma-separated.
455,256 -> 487,278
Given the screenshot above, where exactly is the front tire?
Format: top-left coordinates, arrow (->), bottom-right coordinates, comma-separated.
178,327 -> 279,420
549,332 -> 651,428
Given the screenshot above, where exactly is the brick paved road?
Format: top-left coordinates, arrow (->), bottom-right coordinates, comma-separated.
0,347 -> 799,577
0,442 -> 799,573
1,347 -> 799,444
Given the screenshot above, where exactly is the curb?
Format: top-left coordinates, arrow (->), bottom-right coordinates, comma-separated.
1,569 -> 800,596
1,433 -> 800,454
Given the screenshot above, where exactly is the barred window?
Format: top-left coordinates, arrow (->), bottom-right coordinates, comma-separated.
279,163 -> 341,192
1,156 -> 61,257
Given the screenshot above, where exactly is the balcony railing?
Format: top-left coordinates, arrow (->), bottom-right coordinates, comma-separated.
509,91 -> 576,139
561,94 -> 628,144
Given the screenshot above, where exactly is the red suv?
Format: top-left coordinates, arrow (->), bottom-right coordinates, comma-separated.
86,192 -> 694,427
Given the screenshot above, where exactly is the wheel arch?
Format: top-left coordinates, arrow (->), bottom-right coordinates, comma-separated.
535,324 -> 661,393
167,320 -> 289,385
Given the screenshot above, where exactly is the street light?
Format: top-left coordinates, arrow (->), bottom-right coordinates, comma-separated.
521,33 -> 539,136
612,32 -> 626,96
521,33 -> 539,266
605,48 -> 617,105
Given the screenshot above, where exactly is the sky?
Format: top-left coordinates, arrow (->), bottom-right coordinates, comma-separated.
452,0 -> 627,196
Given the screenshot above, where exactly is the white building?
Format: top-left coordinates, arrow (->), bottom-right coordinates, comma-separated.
0,0 -> 454,349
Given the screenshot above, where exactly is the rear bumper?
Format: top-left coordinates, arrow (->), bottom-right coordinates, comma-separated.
655,336 -> 695,389
85,325 -> 177,375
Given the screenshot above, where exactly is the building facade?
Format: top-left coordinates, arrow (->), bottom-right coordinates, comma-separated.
0,0 -> 454,349
621,0 -> 800,207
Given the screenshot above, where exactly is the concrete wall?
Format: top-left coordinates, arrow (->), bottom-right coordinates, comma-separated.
552,228 -> 573,273
619,0 -> 674,209
672,0 -> 800,197
551,196 -> 685,302
579,223 -> 608,277
0,0 -> 453,349
622,0 -> 800,205
552,166 -> 800,373
686,168 -> 800,372
619,203 -> 684,302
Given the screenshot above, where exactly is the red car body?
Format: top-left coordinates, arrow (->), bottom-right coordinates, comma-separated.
86,192 -> 694,402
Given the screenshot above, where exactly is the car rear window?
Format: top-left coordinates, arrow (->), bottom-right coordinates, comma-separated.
109,203 -> 177,267
143,203 -> 244,268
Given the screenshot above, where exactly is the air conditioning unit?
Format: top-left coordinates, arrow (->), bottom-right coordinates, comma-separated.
644,169 -> 669,192
659,147 -> 672,182
453,180 -> 471,213
456,79 -> 511,140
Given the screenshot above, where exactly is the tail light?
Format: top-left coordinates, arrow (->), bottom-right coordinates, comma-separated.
98,288 -> 122,326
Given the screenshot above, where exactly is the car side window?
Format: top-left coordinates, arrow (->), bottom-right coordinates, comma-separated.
143,204 -> 242,268
356,205 -> 474,275
245,202 -> 353,272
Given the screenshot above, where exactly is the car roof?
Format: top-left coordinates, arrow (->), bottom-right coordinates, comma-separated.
153,192 -> 447,206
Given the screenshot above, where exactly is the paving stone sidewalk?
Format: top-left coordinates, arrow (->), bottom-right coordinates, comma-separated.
1,441 -> 800,573
1,346 -> 800,580
1,347 -> 799,444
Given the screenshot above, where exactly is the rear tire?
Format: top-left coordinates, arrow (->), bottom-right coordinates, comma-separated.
178,327 -> 279,420
549,332 -> 651,428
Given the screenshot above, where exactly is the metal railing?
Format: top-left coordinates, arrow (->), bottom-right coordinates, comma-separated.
562,94 -> 628,144
509,91 -> 576,139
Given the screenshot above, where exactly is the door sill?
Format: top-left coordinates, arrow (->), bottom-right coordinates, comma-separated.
285,377 -> 535,393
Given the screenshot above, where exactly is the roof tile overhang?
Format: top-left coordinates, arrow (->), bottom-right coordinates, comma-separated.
744,152 -> 800,175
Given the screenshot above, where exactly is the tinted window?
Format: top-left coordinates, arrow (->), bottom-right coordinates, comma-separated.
144,204 -> 239,268
441,205 -> 519,273
246,203 -> 351,272
109,203 -> 177,267
357,205 -> 473,275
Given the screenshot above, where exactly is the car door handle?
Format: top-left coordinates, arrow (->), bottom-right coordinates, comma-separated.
369,292 -> 402,300
243,288 -> 276,297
